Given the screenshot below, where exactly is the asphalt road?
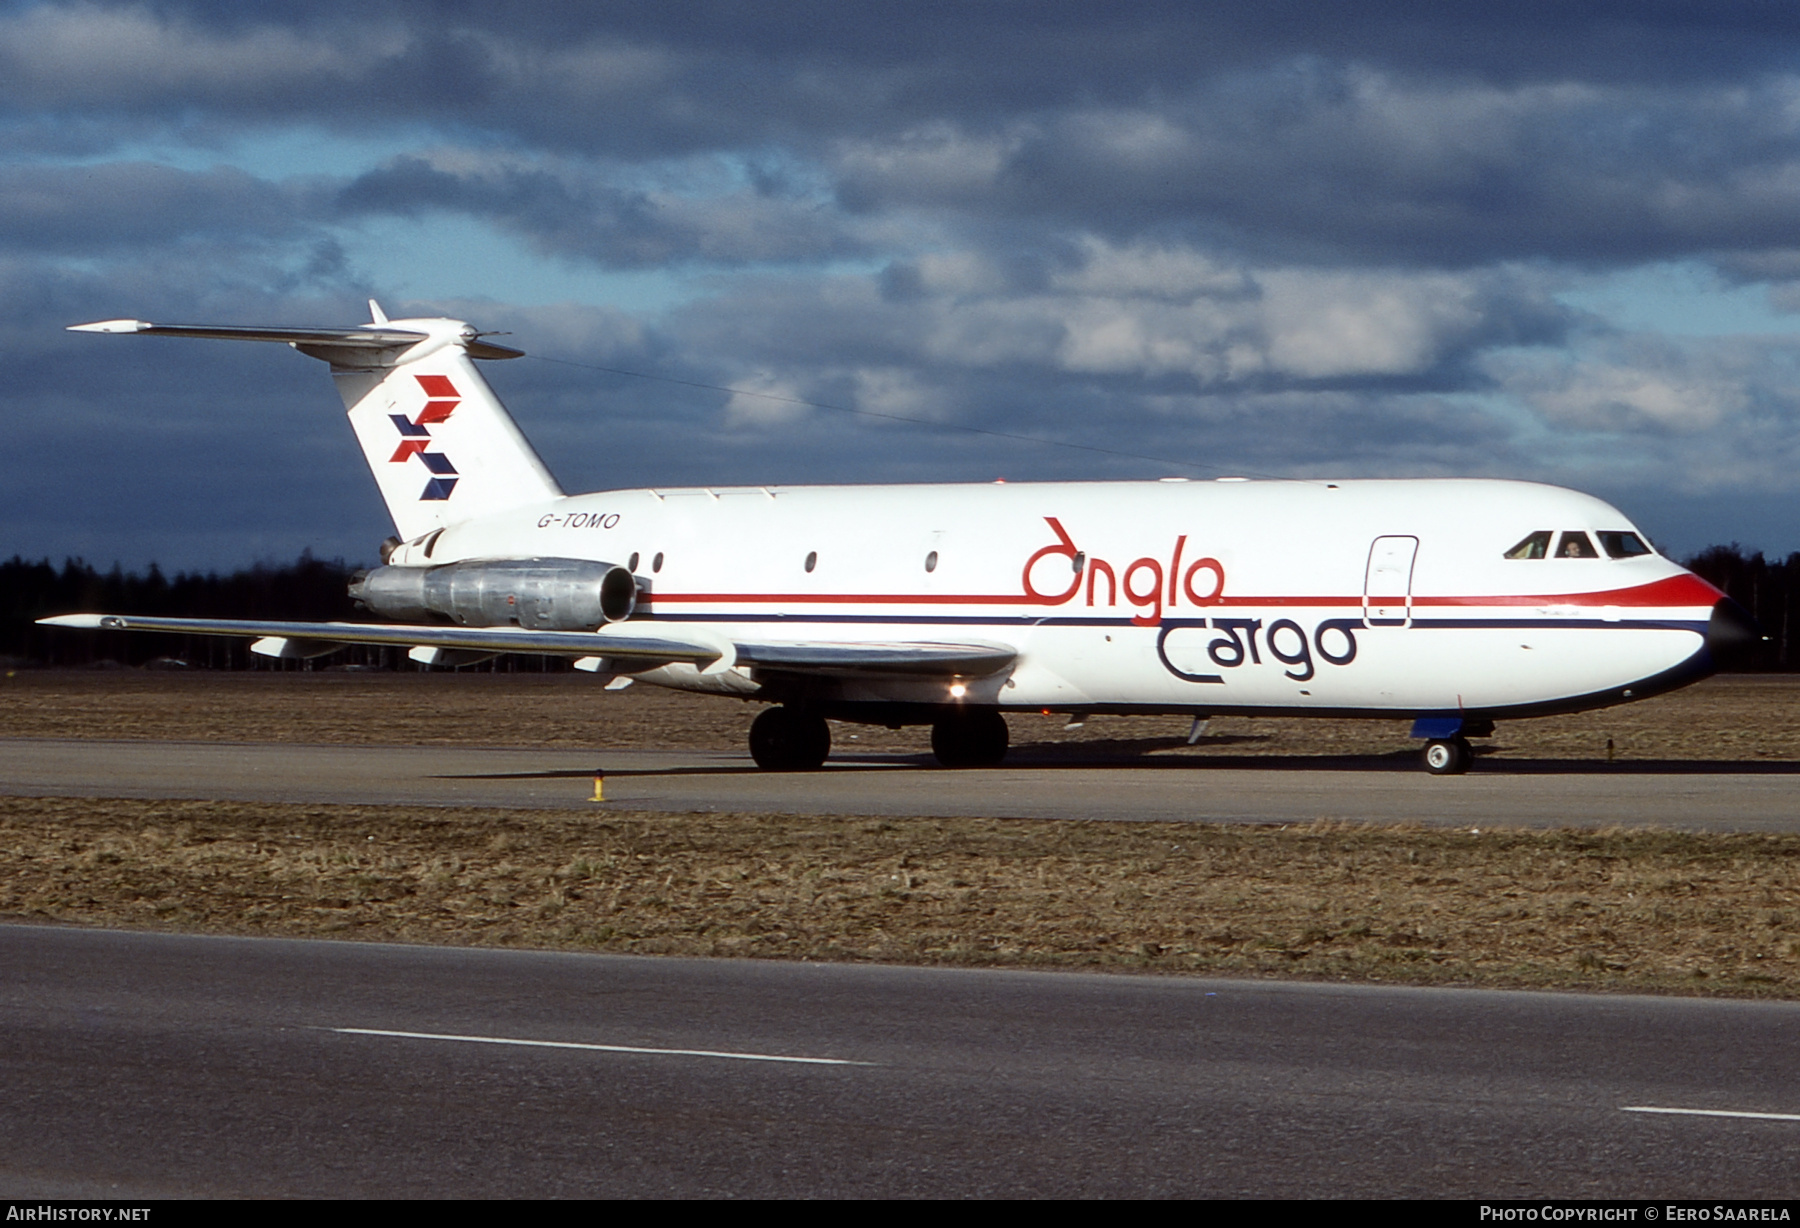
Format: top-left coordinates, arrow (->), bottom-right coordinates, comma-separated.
7,737 -> 1800,830
0,924 -> 1795,1198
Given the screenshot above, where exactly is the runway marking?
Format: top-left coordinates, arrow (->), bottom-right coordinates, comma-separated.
1622,1106 -> 1800,1122
330,1026 -> 873,1066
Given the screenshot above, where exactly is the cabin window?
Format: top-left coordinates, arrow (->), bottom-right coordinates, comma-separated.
1504,531 -> 1551,559
805,551 -> 818,573
628,552 -> 640,572
924,550 -> 938,573
652,552 -> 664,573
1597,531 -> 1652,559
1555,531 -> 1599,559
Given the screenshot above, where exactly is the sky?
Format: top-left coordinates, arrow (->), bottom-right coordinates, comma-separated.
10,1 -> 1800,570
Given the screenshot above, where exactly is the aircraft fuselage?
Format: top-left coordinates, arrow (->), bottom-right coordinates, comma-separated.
390,475 -> 1731,723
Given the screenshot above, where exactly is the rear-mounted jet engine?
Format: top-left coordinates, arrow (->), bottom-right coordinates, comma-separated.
351,558 -> 637,630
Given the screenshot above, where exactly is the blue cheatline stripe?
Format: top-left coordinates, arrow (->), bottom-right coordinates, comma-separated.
388,413 -> 429,437
419,452 -> 458,475
420,477 -> 459,500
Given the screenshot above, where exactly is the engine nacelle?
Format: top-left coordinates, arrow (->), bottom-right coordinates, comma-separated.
350,558 -> 637,630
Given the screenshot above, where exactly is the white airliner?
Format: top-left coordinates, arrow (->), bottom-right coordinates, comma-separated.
43,306 -> 1758,774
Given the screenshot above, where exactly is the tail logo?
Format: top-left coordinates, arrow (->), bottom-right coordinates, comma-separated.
387,374 -> 460,500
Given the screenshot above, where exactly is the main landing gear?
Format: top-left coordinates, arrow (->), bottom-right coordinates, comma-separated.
745,705 -> 1012,771
1422,737 -> 1473,776
748,706 -> 830,771
931,709 -> 1009,768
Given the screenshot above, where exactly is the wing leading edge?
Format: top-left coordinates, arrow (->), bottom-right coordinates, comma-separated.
37,615 -> 1016,679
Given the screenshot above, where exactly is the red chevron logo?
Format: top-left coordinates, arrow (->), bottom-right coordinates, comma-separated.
384,374 -> 463,500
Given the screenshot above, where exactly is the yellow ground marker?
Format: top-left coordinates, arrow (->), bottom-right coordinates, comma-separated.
590,770 -> 605,803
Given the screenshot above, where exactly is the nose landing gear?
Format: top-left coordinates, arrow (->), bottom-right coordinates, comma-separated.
1413,715 -> 1489,775
1422,737 -> 1472,775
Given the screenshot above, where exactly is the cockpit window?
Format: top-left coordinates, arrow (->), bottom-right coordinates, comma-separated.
1597,531 -> 1652,559
1504,531 -> 1551,560
1555,531 -> 1599,559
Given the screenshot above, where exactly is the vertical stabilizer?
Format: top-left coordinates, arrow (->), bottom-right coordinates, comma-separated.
69,310 -> 565,543
330,318 -> 562,540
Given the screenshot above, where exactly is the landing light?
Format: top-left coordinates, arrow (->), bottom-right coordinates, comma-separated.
948,683 -> 968,698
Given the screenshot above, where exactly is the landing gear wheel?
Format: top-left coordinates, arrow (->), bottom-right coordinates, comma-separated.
748,706 -> 831,771
931,709 -> 1009,768
1422,737 -> 1472,775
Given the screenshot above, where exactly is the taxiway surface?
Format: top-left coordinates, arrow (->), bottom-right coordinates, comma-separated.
1,924 -> 1795,1198
5,736 -> 1800,830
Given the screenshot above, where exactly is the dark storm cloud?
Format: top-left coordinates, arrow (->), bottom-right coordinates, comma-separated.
337,154 -> 868,267
8,3 -> 1800,268
0,161 -> 320,251
832,71 -> 1800,267
12,1 -> 1800,566
23,2 -> 1800,116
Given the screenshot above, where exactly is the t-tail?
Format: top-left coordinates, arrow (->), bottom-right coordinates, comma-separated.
68,302 -> 563,542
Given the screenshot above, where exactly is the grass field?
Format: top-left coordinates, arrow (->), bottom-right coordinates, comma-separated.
9,667 -> 1800,761
3,668 -> 1799,996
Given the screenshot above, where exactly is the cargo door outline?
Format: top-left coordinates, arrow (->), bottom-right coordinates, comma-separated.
1363,535 -> 1418,628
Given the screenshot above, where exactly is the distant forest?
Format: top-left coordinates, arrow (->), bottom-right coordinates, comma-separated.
2,546 -> 1796,670
0,553 -> 567,671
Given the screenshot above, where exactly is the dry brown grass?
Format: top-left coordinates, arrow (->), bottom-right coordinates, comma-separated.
7,669 -> 1800,763
6,670 -> 1798,994
6,794 -> 1798,997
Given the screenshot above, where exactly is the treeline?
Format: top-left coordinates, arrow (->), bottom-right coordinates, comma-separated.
0,553 -> 376,669
1683,545 -> 1799,669
3,545 -> 1797,670
2,552 -> 580,671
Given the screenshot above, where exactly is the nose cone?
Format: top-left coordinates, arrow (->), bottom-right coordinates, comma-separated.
1706,598 -> 1765,669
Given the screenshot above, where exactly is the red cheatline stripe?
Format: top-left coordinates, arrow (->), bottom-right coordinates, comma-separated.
639,573 -> 1722,611
416,399 -> 458,424
1418,573 -> 1721,608
415,374 -> 458,397
646,592 -> 1038,606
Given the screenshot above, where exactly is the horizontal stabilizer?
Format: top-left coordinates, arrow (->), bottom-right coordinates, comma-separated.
67,320 -> 525,361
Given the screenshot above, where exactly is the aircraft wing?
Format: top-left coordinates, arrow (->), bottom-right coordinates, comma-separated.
37,615 -> 1016,678
37,614 -> 721,666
